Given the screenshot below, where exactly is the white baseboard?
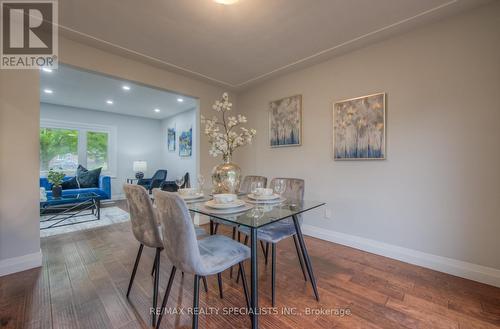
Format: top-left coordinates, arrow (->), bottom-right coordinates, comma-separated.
0,250 -> 43,277
302,224 -> 500,288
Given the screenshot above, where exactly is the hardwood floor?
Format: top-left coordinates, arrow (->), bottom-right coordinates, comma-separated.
1,200 -> 499,329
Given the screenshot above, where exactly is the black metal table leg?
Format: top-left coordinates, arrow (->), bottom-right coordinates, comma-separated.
292,215 -> 320,301
250,227 -> 259,329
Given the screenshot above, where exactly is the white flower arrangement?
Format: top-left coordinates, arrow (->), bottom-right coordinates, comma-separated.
202,92 -> 256,161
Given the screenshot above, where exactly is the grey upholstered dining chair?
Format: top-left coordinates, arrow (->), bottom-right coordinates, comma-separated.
153,189 -> 251,329
124,184 -> 209,326
123,184 -> 164,326
238,178 -> 318,306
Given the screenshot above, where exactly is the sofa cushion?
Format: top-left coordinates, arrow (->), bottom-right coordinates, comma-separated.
76,165 -> 102,188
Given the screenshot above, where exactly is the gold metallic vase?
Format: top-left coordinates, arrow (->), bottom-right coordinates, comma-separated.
211,156 -> 241,194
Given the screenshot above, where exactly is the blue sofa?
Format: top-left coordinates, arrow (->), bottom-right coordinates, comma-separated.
40,175 -> 111,200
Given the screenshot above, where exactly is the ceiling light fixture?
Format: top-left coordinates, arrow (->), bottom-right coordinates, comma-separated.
154,108 -> 161,113
106,100 -> 114,105
177,98 -> 184,102
43,89 -> 53,94
122,85 -> 130,91
41,68 -> 53,73
214,0 -> 239,4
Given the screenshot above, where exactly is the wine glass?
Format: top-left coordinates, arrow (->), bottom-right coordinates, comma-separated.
273,179 -> 286,198
197,174 -> 205,194
250,181 -> 263,195
175,176 -> 185,191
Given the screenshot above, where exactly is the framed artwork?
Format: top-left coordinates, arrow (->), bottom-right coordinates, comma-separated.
179,127 -> 192,157
333,93 -> 386,160
269,94 -> 302,147
167,128 -> 176,151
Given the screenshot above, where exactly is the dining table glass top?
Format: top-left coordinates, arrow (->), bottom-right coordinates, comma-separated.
185,192 -> 325,229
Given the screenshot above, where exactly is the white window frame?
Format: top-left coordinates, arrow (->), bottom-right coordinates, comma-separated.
40,119 -> 118,177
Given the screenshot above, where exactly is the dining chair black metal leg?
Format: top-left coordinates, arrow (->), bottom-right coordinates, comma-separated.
214,223 -> 220,234
250,227 -> 259,329
260,241 -> 268,264
126,243 -> 143,297
217,273 -> 224,298
292,234 -> 308,282
238,262 -> 250,310
265,243 -> 270,266
151,252 -> 158,277
156,266 -> 176,329
202,276 -> 208,293
152,248 -> 161,326
193,275 -> 201,329
292,215 -> 320,302
230,227 -> 237,278
236,235 -> 249,284
271,243 -> 276,307
210,219 -> 214,235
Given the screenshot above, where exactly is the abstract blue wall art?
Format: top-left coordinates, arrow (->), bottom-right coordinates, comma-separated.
167,128 -> 176,151
333,93 -> 386,160
269,95 -> 302,147
179,127 -> 192,157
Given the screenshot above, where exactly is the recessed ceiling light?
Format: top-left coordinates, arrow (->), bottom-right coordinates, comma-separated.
106,100 -> 114,105
177,98 -> 184,102
154,108 -> 161,113
43,89 -> 53,94
41,68 -> 53,73
122,85 -> 130,91
214,0 -> 239,4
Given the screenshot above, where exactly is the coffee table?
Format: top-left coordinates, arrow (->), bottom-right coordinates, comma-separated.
40,192 -> 101,230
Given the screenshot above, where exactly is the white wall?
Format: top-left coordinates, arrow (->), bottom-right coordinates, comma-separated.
161,108 -> 198,186
236,2 -> 500,281
0,70 -> 42,275
40,103 -> 163,197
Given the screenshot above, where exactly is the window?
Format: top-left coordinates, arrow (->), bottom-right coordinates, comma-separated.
40,120 -> 116,176
87,131 -> 109,171
40,128 -> 79,172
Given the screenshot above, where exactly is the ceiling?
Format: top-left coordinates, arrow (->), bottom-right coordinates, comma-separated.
40,64 -> 198,119
59,0 -> 490,90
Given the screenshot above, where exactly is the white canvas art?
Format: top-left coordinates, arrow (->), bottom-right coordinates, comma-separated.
333,93 -> 386,160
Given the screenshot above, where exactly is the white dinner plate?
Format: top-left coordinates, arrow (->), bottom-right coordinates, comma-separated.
245,196 -> 286,204
247,193 -> 281,201
205,199 -> 246,209
179,192 -> 204,200
201,203 -> 253,214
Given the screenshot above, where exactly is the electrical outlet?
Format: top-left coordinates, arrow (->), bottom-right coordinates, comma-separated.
324,208 -> 332,219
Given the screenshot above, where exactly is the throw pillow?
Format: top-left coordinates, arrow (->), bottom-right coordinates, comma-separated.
61,177 -> 79,190
76,165 -> 102,188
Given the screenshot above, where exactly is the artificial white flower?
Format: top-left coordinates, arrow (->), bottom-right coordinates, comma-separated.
203,93 -> 257,159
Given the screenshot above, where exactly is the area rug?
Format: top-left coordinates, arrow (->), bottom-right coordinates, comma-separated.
40,206 -> 130,237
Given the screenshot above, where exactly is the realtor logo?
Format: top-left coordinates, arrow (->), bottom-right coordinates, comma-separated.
1,0 -> 58,69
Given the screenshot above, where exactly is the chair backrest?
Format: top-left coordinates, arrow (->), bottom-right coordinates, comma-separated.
183,172 -> 190,188
123,184 -> 163,248
240,175 -> 267,193
270,177 -> 304,202
153,189 -> 203,274
152,170 -> 168,181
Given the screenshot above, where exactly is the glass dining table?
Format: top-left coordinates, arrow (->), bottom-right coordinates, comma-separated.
185,194 -> 326,329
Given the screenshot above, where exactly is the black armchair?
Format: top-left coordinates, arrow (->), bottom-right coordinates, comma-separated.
137,169 -> 168,193
160,172 -> 190,192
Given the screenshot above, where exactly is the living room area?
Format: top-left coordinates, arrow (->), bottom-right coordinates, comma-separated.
39,64 -> 199,235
